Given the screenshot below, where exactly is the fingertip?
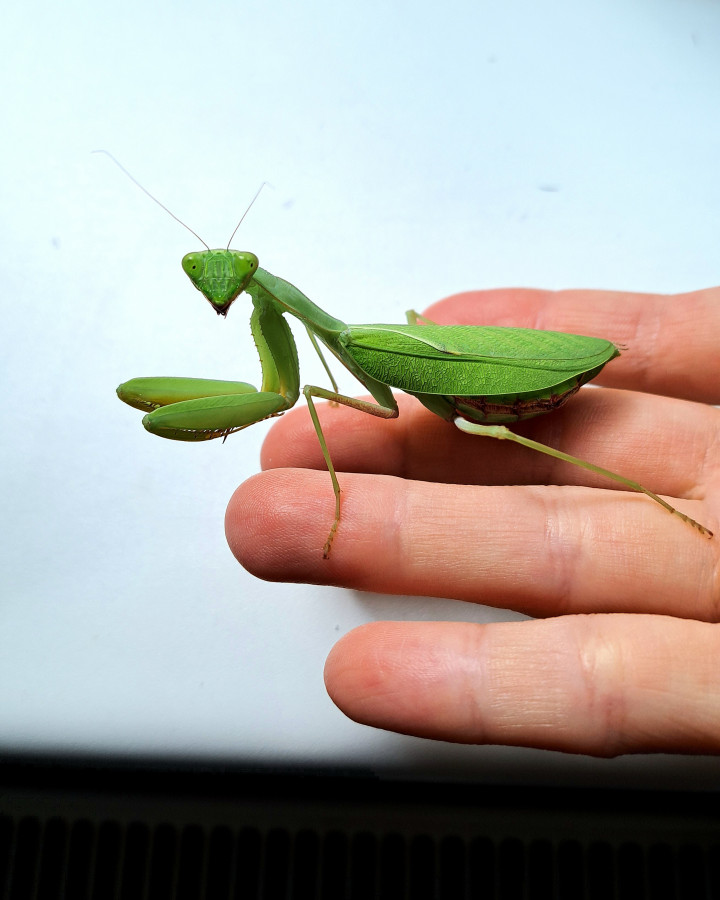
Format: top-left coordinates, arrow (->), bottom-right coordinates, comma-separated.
224,472 -> 279,576
324,622 -> 382,695
323,622 -> 417,729
323,624 -> 368,708
226,468 -> 394,583
323,621 -> 475,737
225,469 -> 333,580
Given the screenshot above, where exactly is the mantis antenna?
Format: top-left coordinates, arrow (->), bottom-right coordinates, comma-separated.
94,150 -> 269,250
93,150 -> 210,249
225,182 -> 272,249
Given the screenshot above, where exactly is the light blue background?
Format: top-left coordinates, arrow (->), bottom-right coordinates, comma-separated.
2,0 -> 720,786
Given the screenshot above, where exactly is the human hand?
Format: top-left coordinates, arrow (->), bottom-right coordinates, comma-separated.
225,287 -> 720,755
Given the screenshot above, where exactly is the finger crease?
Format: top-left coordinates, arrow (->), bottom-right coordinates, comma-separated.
540,488 -> 583,614
578,627 -> 628,756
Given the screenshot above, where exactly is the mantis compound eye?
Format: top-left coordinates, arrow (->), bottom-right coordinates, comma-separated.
181,252 -> 203,276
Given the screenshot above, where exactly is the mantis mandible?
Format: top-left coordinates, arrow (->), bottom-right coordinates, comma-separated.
111,162 -> 713,556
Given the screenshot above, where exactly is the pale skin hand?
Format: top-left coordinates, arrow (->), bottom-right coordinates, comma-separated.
225,288 -> 720,756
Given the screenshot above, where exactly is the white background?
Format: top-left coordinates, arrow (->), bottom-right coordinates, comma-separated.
2,0 -> 720,787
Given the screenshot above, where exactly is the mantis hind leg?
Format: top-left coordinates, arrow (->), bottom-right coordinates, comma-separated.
454,419 -> 713,537
303,385 -> 399,558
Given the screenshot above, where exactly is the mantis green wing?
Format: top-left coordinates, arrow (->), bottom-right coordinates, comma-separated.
341,324 -> 617,422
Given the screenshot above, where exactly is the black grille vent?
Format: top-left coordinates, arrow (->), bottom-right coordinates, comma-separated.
1,760 -> 719,899
3,817 -> 719,899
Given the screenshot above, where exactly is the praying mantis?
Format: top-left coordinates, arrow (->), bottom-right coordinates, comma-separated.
112,162 -> 713,556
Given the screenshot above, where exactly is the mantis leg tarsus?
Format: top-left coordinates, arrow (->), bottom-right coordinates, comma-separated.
455,420 -> 713,538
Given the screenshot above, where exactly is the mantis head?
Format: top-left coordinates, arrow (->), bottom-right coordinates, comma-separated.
181,249 -> 259,316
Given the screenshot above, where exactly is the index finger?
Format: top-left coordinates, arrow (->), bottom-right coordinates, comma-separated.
426,287 -> 720,404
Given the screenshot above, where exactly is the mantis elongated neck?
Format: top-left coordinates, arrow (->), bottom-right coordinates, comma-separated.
249,267 -> 347,341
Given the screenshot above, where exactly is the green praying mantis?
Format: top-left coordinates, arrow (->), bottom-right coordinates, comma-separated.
112,161 -> 713,556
